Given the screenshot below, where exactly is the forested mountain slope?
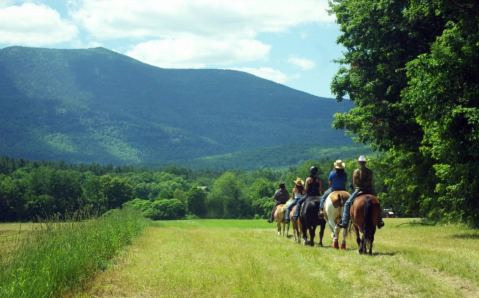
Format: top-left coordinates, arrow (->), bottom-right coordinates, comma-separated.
0,46 -> 356,166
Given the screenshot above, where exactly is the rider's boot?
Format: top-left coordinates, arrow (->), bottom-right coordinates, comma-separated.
337,220 -> 348,228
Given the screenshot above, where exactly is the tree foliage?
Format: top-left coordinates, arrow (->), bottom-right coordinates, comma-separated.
329,0 -> 479,225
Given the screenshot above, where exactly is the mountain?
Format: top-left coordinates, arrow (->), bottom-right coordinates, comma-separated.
0,46 -> 358,168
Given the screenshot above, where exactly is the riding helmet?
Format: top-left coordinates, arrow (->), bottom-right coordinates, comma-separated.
310,166 -> 318,175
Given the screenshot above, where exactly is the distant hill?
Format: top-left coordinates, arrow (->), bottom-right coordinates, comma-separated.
0,46 -> 359,168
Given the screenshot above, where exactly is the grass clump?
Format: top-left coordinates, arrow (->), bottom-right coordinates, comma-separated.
0,208 -> 149,298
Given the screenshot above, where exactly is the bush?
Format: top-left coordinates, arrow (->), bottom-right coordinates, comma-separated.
143,199 -> 186,220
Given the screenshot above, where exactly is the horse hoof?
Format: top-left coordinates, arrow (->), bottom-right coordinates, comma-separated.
318,243 -> 323,247
341,243 -> 346,250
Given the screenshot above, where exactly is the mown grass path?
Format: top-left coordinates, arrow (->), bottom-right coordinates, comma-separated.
68,219 -> 479,298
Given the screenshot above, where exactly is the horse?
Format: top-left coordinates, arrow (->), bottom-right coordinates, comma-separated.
289,204 -> 301,243
299,196 -> 326,246
348,194 -> 381,255
274,198 -> 293,236
324,191 -> 350,249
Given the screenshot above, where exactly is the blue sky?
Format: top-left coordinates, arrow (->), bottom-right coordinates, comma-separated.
0,0 -> 345,98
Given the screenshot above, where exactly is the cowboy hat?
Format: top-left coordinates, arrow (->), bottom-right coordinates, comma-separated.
293,177 -> 304,186
355,155 -> 370,162
334,160 -> 345,169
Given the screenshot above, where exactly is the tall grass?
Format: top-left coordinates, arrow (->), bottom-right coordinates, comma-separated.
0,208 -> 149,298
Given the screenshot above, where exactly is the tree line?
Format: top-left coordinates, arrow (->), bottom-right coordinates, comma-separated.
0,155 -> 393,222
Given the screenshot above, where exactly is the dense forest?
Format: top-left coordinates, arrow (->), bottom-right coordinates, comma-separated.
0,155 -> 394,222
329,0 -> 479,226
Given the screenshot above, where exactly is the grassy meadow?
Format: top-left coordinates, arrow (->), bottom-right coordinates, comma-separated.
63,218 -> 479,298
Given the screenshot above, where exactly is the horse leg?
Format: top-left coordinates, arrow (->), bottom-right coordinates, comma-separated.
341,227 -> 347,250
368,232 -> 375,255
354,226 -> 362,254
300,219 -> 308,245
309,226 -> 316,247
318,223 -> 325,247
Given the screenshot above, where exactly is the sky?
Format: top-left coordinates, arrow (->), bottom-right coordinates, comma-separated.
0,0 -> 346,98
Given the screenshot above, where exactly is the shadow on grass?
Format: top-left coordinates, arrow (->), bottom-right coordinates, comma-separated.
450,232 -> 479,240
372,251 -> 397,256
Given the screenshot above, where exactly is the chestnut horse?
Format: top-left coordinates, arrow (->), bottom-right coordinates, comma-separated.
288,205 -> 301,243
324,191 -> 350,249
348,194 -> 381,254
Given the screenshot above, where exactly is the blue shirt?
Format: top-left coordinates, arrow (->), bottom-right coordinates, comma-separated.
329,171 -> 347,191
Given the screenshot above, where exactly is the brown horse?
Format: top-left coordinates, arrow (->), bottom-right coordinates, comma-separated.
348,194 -> 381,255
289,205 -> 301,243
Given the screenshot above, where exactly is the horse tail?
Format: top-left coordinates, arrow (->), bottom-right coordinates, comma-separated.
363,195 -> 373,245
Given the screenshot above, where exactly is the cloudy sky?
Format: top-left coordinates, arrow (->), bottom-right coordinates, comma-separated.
0,0 -> 345,98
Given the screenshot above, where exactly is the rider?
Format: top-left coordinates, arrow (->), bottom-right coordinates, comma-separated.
284,177 -> 306,224
267,181 -> 290,223
337,155 -> 385,229
292,166 -> 322,222
318,160 -> 347,219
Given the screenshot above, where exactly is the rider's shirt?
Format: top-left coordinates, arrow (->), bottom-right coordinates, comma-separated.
273,189 -> 289,203
293,188 -> 305,199
306,176 -> 320,196
354,167 -> 373,191
329,171 -> 347,191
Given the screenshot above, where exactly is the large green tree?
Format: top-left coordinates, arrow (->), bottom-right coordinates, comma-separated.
329,0 -> 479,224
186,187 -> 207,217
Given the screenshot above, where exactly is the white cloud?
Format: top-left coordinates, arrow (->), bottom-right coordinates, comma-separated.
0,3 -> 77,46
229,67 -> 288,84
288,56 -> 316,70
70,0 -> 334,39
126,38 -> 270,68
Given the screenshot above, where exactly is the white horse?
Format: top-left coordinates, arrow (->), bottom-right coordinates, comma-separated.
323,191 -> 350,249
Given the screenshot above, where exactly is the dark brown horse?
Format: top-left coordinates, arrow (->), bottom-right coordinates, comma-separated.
348,194 -> 381,255
300,196 -> 326,246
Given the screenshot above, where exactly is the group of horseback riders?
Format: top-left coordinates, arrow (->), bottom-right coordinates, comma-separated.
268,155 -> 385,229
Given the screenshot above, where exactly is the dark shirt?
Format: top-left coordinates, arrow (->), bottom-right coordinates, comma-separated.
306,176 -> 320,196
273,189 -> 289,203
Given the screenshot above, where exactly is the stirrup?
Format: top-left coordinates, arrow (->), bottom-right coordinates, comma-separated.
337,221 -> 347,228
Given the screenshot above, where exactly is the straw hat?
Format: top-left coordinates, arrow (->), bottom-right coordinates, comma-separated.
355,155 -> 370,163
334,160 -> 345,169
293,177 -> 304,186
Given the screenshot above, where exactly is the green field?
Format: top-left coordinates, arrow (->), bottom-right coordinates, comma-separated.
62,218 -> 479,298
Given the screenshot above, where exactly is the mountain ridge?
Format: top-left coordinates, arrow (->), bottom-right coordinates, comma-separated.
0,46 -> 357,167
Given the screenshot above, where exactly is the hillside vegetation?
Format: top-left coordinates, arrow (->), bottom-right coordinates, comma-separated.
0,46 -> 355,168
